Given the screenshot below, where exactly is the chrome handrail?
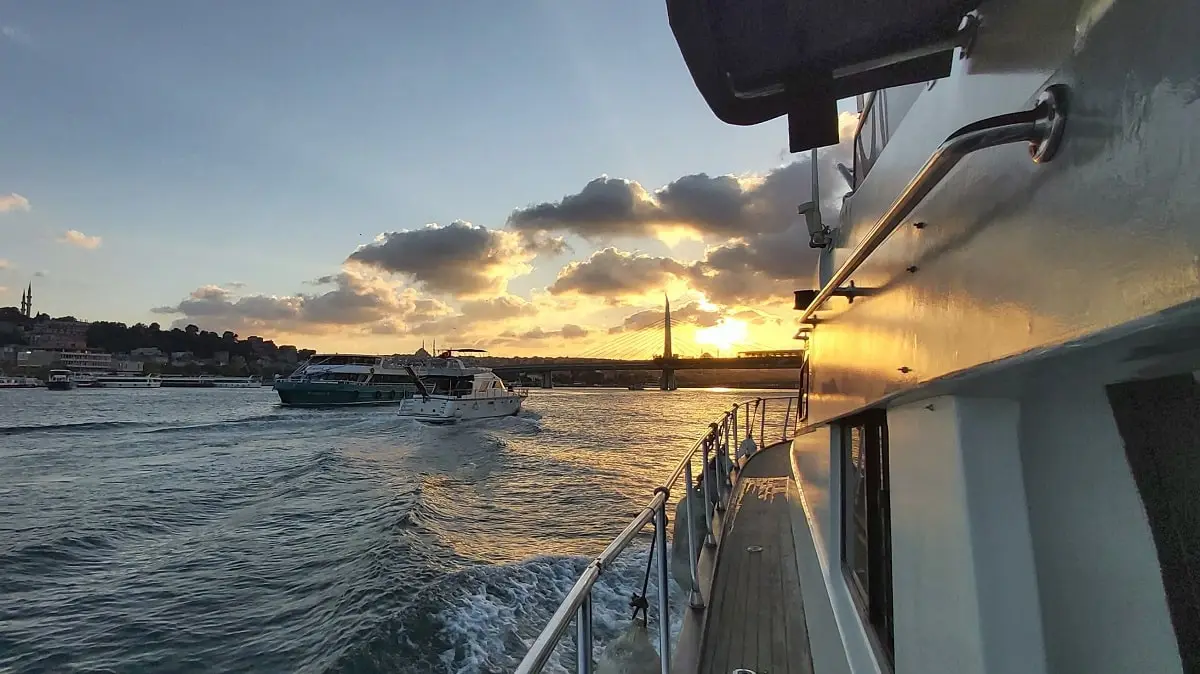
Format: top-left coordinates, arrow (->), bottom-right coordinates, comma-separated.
514,394 -> 804,674
800,85 -> 1068,325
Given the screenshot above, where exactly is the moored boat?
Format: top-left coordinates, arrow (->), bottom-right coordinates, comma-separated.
94,374 -> 162,388
211,376 -> 261,388
160,375 -> 214,388
46,369 -> 76,391
0,376 -> 42,388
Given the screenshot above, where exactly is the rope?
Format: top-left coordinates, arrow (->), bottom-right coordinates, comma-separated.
629,537 -> 653,627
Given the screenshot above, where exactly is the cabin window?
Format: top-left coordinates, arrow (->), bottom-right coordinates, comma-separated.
841,409 -> 894,662
1106,372 -> 1200,672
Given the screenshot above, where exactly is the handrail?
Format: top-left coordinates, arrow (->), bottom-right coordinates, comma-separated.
514,394 -> 804,674
851,91 -> 879,189
800,85 -> 1068,324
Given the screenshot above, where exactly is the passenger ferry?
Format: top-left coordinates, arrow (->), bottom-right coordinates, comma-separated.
94,374 -> 162,388
519,0 -> 1198,673
273,353 -> 419,406
46,369 -> 76,391
397,350 -> 526,423
211,376 -> 261,388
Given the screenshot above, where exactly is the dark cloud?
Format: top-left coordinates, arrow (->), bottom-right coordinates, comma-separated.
611,300 -> 721,333
516,324 -> 591,341
508,177 -> 660,240
347,221 -> 532,296
549,247 -> 687,299
561,323 -> 589,339
151,273 -> 452,336
506,145 -> 851,244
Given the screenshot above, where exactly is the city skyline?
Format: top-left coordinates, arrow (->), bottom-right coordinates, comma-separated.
0,1 -> 856,357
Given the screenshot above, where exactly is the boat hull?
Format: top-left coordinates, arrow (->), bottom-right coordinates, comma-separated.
398,394 -> 524,423
46,381 -> 76,391
273,379 -> 414,406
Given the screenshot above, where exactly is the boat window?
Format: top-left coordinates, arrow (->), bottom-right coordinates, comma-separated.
1106,372 -> 1200,672
841,409 -> 893,662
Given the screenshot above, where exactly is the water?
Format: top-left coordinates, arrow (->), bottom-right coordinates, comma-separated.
0,386 -> 782,673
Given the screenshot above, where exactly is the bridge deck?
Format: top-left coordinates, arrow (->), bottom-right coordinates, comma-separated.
700,443 -> 814,674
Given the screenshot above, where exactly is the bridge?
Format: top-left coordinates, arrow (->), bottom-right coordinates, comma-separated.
488,298 -> 805,390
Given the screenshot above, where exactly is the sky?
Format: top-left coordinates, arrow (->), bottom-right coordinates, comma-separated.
0,0 -> 857,357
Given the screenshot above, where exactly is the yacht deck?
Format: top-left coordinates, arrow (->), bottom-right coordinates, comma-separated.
700,444 -> 814,674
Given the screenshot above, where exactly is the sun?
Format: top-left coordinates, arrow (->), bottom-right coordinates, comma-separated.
694,318 -> 749,354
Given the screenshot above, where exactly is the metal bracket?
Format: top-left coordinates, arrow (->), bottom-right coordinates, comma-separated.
1030,84 -> 1069,163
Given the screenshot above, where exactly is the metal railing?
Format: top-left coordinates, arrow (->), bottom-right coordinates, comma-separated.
800,85 -> 1069,325
514,394 -> 804,674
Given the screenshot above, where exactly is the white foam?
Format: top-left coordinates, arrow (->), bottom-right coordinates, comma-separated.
432,544 -> 686,673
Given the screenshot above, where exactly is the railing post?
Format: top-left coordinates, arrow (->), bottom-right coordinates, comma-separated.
683,459 -> 704,609
759,398 -> 767,446
654,498 -> 671,674
702,438 -> 717,547
576,593 -> 593,674
784,397 -> 793,441
732,404 -> 739,441
710,424 -> 726,513
720,417 -> 732,494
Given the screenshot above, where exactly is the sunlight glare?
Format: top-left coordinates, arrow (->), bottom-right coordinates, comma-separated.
694,318 -> 749,353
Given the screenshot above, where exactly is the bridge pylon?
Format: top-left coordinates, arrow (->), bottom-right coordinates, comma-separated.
660,295 -> 677,391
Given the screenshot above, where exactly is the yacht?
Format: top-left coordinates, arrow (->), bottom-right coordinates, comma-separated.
518,1 -> 1197,674
273,353 -> 418,406
46,369 -> 76,391
397,351 -> 526,423
94,374 -> 162,388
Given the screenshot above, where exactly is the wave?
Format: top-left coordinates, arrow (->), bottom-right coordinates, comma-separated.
0,420 -> 153,436
328,546 -> 681,674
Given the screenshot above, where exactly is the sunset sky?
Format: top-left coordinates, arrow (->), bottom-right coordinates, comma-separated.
0,1 -> 856,357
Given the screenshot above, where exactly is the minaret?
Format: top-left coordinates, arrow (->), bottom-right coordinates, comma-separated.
20,282 -> 31,317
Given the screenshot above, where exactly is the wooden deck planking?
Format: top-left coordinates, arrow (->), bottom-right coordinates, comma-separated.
700,445 -> 813,674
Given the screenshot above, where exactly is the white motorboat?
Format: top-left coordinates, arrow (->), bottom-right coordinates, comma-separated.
397,350 -> 526,423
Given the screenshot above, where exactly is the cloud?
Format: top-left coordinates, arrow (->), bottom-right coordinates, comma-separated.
152,269 -> 454,336
0,193 -> 30,213
561,323 -> 589,339
609,300 -> 723,334
33,270 -> 46,277
515,324 -> 591,341
513,113 -> 857,303
347,221 -> 533,296
58,229 -> 102,249
0,259 -> 8,270
0,25 -> 31,46
549,248 -> 688,300
507,152 -> 848,245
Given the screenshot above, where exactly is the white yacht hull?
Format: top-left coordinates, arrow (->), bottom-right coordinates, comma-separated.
398,393 -> 524,424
